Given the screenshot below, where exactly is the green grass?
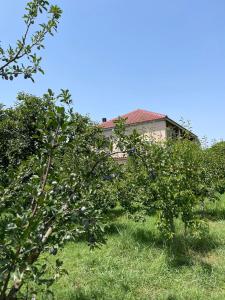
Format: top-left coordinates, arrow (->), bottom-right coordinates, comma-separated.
50,194 -> 225,300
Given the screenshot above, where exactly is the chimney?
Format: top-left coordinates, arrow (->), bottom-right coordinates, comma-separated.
102,117 -> 107,123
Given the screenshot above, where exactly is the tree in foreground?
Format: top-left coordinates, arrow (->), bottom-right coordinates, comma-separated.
0,92 -> 119,299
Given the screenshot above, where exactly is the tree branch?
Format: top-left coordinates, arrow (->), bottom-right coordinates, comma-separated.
0,20 -> 32,72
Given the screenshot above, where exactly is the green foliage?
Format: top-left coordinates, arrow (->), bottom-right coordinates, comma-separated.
0,102 -> 224,298
0,93 -> 55,171
0,92 -> 118,299
0,2 -> 224,298
206,141 -> 225,194
0,0 -> 62,81
0,103 -> 224,298
114,124 -> 218,240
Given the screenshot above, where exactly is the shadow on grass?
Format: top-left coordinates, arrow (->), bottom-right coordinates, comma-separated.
132,228 -> 165,248
200,261 -> 213,274
104,222 -> 128,236
195,207 -> 225,221
166,232 -> 219,268
132,227 -> 220,268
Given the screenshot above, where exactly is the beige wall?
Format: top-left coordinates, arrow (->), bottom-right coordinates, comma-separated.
103,120 -> 167,160
103,120 -> 167,142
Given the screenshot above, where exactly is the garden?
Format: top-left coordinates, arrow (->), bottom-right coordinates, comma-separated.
0,1 -> 225,299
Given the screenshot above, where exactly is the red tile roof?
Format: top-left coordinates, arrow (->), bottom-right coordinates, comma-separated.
100,109 -> 166,129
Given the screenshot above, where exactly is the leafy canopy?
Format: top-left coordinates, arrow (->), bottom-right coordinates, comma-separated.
0,92 -> 119,299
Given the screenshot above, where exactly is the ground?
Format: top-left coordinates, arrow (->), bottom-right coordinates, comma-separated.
50,194 -> 225,300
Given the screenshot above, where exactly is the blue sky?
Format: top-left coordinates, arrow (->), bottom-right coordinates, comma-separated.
0,0 -> 225,142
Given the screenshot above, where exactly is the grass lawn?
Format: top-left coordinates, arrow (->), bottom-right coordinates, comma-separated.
50,194 -> 225,300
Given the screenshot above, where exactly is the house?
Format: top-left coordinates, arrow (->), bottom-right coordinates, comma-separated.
100,109 -> 198,162
101,109 -> 198,141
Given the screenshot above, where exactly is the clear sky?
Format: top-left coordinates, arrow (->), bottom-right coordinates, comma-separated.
0,0 -> 225,142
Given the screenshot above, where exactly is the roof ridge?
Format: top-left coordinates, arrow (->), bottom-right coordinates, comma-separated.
121,108 -> 166,117
101,108 -> 166,129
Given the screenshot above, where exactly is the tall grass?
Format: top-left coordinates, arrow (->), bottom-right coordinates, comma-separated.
48,194 -> 225,300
